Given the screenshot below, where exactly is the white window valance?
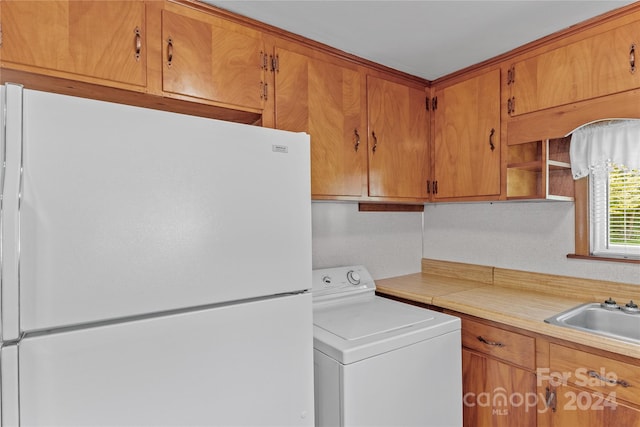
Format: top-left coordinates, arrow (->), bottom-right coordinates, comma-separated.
570,119 -> 640,179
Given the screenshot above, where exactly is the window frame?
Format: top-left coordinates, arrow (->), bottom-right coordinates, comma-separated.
571,177 -> 640,264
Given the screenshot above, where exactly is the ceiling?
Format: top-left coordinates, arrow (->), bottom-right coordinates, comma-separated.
207,0 -> 634,81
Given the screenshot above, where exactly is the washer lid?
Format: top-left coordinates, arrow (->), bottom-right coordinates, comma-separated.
314,296 -> 435,340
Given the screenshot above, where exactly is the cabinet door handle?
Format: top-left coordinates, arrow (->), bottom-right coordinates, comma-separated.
545,387 -> 557,412
134,27 -> 142,61
371,131 -> 378,153
631,43 -> 636,74
477,335 -> 504,347
354,129 -> 360,152
167,37 -> 174,67
489,128 -> 496,151
588,370 -> 631,388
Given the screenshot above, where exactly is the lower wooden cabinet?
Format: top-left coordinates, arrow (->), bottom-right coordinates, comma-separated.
462,349 -> 537,427
548,384 -> 640,426
460,316 -> 537,427
454,313 -> 640,427
539,343 -> 640,426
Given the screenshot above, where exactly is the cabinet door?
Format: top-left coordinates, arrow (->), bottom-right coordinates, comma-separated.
161,9 -> 266,110
462,349 -> 537,427
552,384 -> 640,426
510,20 -> 640,116
367,76 -> 429,199
433,69 -> 501,199
274,47 -> 366,198
1,0 -> 146,88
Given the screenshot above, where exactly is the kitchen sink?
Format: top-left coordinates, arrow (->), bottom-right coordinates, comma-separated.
545,300 -> 640,345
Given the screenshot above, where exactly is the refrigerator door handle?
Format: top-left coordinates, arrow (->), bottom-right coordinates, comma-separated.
1,83 -> 23,342
0,345 -> 20,425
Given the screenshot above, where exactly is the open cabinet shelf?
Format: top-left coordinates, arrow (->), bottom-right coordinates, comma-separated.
506,137 -> 574,201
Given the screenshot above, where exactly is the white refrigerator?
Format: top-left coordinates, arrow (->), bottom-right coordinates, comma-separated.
0,83 -> 314,426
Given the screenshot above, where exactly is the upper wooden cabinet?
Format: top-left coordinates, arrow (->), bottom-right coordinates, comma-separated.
0,0 -> 146,89
272,45 -> 367,198
507,19 -> 640,117
367,76 -> 430,200
161,6 -> 267,111
272,48 -> 429,202
433,69 -> 501,199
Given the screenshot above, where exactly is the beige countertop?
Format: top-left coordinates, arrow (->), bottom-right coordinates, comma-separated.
376,268 -> 640,359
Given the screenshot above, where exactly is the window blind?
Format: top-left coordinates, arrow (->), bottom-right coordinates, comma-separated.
590,162 -> 640,259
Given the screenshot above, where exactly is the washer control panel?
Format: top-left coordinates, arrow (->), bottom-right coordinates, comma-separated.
312,265 -> 375,299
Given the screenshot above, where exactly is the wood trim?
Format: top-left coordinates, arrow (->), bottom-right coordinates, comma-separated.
507,89 -> 640,145
493,268 -> 640,302
421,259 -> 494,285
567,254 -> 640,264
358,203 -> 424,212
313,194 -> 428,203
574,177 -> 589,256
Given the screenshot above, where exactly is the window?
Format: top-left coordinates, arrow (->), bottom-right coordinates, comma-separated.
590,162 -> 640,259
570,120 -> 640,261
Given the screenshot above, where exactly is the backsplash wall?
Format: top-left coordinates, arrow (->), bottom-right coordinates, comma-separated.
311,202 -> 423,279
423,202 -> 640,285
311,201 -> 639,285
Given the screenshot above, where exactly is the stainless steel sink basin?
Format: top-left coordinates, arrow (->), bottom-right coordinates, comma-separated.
545,302 -> 640,345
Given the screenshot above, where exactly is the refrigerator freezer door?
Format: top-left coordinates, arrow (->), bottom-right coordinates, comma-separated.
11,293 -> 314,426
2,85 -> 311,332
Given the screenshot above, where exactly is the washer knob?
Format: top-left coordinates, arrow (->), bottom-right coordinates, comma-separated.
346,270 -> 361,285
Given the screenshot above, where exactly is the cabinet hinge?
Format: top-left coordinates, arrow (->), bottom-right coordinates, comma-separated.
507,97 -> 515,115
507,65 -> 515,85
270,54 -> 279,72
260,51 -> 268,71
431,96 -> 438,111
260,81 -> 268,101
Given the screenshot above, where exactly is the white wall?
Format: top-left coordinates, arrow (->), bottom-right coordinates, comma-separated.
423,202 -> 640,286
311,201 -> 639,286
311,202 -> 423,279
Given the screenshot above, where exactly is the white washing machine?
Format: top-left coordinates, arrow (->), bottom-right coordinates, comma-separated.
312,265 -> 462,427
